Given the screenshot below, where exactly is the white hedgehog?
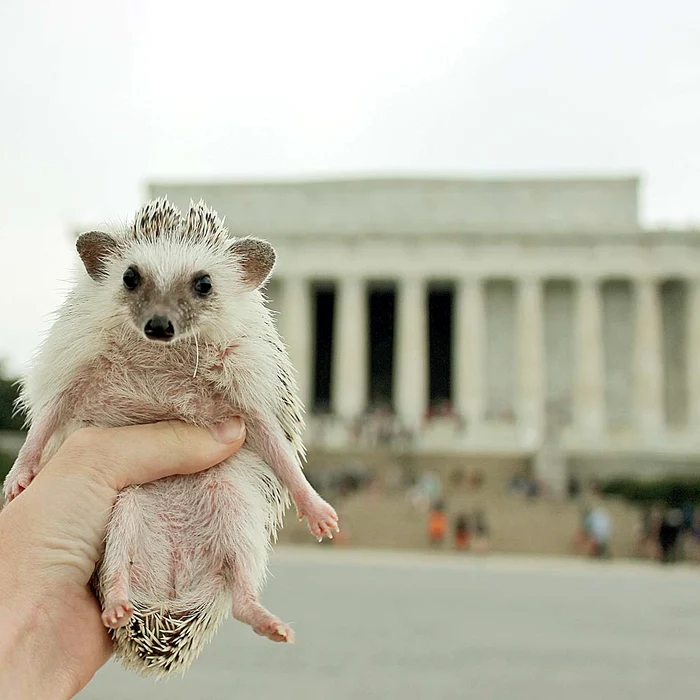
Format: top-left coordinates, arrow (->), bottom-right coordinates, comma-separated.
3,198 -> 339,678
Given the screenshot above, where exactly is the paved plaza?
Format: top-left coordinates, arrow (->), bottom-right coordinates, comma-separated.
79,547 -> 700,700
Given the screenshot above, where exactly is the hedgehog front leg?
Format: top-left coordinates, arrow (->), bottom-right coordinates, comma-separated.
3,395 -> 68,502
248,415 -> 339,540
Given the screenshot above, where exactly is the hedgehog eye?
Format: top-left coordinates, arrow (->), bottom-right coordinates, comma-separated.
123,266 -> 140,290
193,274 -> 212,296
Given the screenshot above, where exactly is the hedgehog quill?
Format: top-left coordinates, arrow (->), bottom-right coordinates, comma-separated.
3,198 -> 339,678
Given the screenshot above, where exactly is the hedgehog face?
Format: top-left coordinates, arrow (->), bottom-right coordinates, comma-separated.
114,238 -> 242,343
119,264 -> 212,342
76,199 -> 276,346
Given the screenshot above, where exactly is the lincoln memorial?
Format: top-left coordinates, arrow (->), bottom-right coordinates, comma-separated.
148,176 -> 700,478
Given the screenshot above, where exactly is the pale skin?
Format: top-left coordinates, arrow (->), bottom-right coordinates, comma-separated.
0,419 -> 247,699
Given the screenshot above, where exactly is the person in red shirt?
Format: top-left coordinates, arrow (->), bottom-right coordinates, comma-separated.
428,501 -> 447,546
454,514 -> 471,550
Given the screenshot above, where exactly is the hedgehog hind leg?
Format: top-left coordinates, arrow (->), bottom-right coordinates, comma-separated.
216,454 -> 294,643
98,486 -> 146,629
230,581 -> 295,644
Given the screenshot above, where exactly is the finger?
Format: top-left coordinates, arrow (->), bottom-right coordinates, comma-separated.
51,418 -> 246,491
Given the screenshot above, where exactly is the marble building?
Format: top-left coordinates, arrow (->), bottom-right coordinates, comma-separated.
148,176 -> 700,473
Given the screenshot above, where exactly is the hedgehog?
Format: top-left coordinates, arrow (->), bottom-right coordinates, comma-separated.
2,197 -> 339,678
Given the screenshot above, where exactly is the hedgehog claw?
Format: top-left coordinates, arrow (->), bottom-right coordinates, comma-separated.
102,601 -> 134,629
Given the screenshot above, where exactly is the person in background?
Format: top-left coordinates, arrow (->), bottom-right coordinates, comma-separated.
634,505 -> 658,560
453,514 -> 471,551
572,507 -> 592,556
689,508 -> 700,563
658,507 -> 684,564
428,500 -> 448,547
586,502 -> 612,558
567,474 -> 582,500
469,468 -> 484,491
472,509 -> 490,553
423,470 -> 443,503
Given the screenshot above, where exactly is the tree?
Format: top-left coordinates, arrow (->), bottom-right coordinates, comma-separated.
0,362 -> 25,432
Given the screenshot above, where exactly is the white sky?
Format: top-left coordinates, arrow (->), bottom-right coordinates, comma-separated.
1,0 -> 700,376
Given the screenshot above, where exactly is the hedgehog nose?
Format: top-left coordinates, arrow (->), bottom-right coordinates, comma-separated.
144,315 -> 175,341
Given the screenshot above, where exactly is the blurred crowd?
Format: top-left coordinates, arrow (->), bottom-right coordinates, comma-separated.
314,404 -> 472,450
308,458 -> 700,564
633,504 -> 700,564
572,491 -> 700,565
426,501 -> 491,552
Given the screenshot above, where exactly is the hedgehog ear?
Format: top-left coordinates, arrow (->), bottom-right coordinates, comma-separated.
76,231 -> 120,281
229,237 -> 276,289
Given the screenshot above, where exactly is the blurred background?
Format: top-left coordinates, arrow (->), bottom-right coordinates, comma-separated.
2,1 -> 700,698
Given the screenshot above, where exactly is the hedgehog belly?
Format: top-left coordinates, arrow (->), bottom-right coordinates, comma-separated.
96,448 -> 289,679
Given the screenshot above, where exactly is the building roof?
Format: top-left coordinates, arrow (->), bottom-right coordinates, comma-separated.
147,175 -> 641,237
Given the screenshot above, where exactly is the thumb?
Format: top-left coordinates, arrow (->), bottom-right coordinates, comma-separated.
53,418 -> 247,490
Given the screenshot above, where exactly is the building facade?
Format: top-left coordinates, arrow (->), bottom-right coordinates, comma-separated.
149,177 -> 700,473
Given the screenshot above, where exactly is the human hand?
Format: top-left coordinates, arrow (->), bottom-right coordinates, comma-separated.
0,418 -> 246,699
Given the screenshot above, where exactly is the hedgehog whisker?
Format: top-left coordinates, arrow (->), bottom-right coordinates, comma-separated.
193,332 -> 200,379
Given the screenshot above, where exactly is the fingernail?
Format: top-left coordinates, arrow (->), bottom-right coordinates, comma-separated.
212,417 -> 246,443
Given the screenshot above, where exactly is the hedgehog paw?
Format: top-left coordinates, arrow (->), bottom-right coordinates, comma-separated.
102,600 -> 134,629
253,617 -> 295,644
3,474 -> 31,502
296,492 -> 340,541
3,465 -> 38,502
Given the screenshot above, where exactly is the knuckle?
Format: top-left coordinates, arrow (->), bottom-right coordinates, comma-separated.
159,420 -> 191,451
63,427 -> 104,456
59,427 -> 113,474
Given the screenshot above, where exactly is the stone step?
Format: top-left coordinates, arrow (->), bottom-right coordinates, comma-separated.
280,491 -> 640,558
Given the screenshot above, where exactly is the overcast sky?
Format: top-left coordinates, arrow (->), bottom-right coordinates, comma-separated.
1,0 -> 700,375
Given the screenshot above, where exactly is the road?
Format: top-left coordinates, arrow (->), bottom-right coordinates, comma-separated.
79,547 -> 700,700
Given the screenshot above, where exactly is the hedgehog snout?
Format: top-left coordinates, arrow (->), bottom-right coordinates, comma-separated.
144,314 -> 175,341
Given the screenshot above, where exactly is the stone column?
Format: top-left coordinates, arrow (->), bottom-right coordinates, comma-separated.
687,279 -> 700,431
516,277 -> 544,448
574,277 -> 605,436
454,277 -> 485,432
279,277 -> 312,410
633,277 -> 664,435
332,276 -> 368,420
395,277 -> 428,430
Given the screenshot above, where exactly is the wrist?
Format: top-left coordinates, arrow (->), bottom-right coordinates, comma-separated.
292,485 -> 314,504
